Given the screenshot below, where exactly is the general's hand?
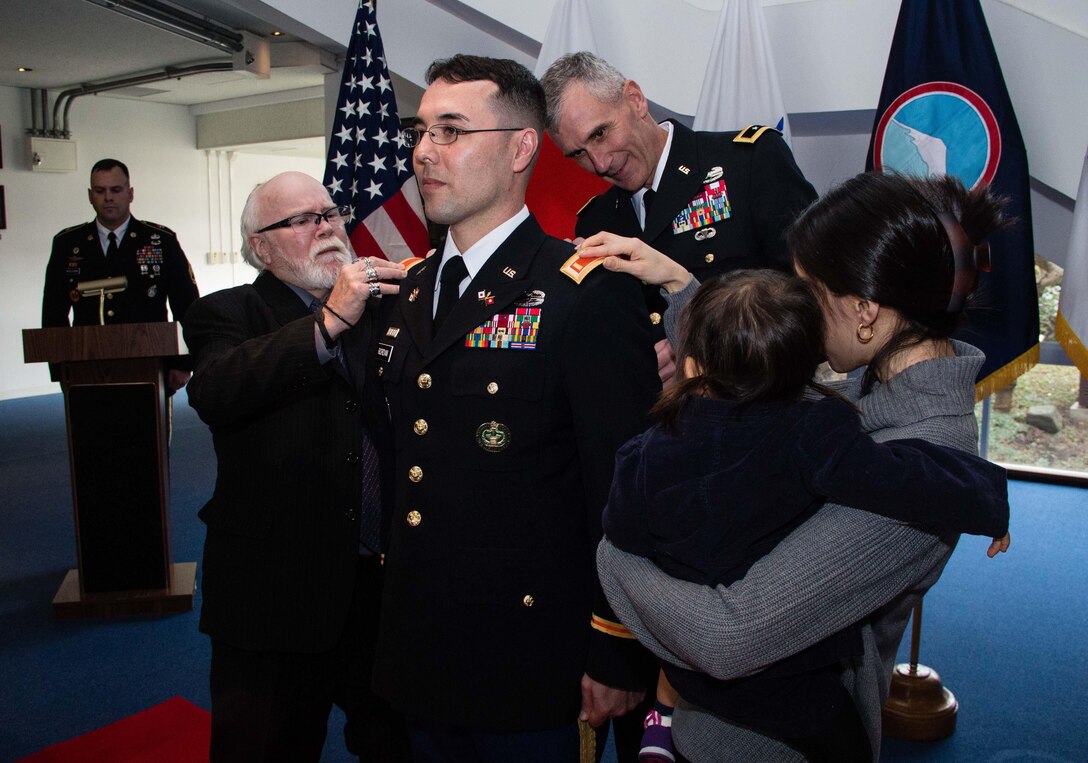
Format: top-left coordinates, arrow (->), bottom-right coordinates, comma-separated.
987,532 -> 1011,558
578,674 -> 646,728
324,257 -> 406,339
166,369 -> 191,394
577,232 -> 691,293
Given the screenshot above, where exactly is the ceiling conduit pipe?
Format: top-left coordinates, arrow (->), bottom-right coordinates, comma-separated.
54,61 -> 234,137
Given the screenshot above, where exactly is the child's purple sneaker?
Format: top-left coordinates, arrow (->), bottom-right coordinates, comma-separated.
639,709 -> 675,763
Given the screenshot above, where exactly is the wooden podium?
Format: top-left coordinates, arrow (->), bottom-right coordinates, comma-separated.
23,322 -> 196,618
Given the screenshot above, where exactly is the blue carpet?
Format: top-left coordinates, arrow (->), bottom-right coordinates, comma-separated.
1,392 -> 1085,762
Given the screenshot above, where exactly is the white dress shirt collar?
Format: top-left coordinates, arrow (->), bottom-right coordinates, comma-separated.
435,205 -> 531,302
634,121 -> 674,227
96,216 -> 132,256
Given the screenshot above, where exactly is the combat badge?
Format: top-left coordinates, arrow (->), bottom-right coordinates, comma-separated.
476,421 -> 510,452
514,289 -> 545,307
703,166 -> 723,184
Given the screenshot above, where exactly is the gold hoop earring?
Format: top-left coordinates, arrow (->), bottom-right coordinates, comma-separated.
856,323 -> 874,344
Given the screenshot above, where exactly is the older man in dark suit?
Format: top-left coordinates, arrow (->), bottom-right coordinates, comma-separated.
182,171 -> 408,762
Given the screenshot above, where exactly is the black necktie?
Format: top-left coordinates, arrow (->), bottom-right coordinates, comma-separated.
309,299 -> 382,555
106,231 -> 119,259
433,255 -> 468,335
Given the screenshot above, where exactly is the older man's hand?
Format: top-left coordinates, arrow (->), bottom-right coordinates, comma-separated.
323,257 -> 406,339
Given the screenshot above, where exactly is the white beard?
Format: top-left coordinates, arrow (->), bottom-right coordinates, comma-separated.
274,236 -> 354,291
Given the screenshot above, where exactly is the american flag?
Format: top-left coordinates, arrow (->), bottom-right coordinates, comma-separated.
323,1 -> 429,262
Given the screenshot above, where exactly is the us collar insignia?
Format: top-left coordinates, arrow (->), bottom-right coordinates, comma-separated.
678,164 -> 691,175
502,267 -> 517,279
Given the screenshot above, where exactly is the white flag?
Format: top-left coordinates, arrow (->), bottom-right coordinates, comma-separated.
1056,148 -> 1088,376
534,0 -> 599,77
693,0 -> 791,144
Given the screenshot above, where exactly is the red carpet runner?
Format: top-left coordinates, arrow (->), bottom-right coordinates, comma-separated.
17,697 -> 210,762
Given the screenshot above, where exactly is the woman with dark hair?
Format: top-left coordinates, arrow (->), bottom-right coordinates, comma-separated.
579,171 -> 1011,761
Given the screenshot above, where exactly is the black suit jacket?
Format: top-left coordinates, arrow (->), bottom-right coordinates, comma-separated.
372,215 -> 661,731
182,270 -> 392,653
43,218 -> 199,327
576,121 -> 817,329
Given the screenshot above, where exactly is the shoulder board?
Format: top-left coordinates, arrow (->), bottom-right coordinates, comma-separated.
575,194 -> 601,217
141,220 -> 178,236
733,124 -> 780,144
403,247 -> 437,273
55,222 -> 86,237
560,251 -> 606,284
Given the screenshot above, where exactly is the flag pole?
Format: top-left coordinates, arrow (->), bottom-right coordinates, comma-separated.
881,601 -> 958,740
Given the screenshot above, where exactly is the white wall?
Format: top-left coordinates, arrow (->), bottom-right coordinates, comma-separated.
2,0 -> 1084,398
0,85 -> 322,400
383,0 -> 1088,199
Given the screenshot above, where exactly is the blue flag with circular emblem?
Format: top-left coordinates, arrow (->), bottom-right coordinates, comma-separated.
866,0 -> 1039,397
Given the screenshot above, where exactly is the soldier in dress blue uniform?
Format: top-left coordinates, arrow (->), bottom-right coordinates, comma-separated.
372,55 -> 661,763
42,158 -> 199,328
541,52 -> 817,380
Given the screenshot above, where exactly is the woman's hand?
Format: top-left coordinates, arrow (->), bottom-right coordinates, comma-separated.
987,532 -> 1011,558
577,232 -> 692,293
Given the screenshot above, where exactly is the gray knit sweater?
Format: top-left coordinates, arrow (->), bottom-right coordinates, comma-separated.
598,279 -> 984,761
